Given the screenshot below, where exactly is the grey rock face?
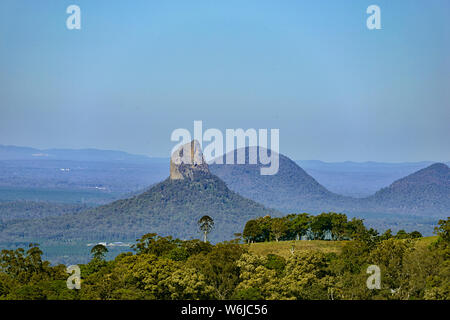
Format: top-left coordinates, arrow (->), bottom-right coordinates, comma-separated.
170,140 -> 210,180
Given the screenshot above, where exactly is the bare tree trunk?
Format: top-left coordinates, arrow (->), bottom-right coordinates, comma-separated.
203,231 -> 207,243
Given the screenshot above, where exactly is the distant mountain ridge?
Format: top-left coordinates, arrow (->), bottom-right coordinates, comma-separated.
2,144 -> 448,200
0,145 -> 162,163
1,145 -> 448,219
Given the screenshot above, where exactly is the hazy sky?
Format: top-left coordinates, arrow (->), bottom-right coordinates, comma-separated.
0,0 -> 449,161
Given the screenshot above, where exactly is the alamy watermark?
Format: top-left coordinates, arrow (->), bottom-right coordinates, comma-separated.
66,5 -> 81,30
65,4 -> 382,31
66,265 -> 81,290
64,261 -> 382,291
171,121 -> 279,175
367,5 -> 381,30
366,265 -> 381,290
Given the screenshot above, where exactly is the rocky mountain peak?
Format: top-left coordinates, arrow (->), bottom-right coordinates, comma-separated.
170,140 -> 210,180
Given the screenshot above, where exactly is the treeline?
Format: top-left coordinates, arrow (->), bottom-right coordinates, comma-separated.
243,213 -> 422,243
0,218 -> 448,300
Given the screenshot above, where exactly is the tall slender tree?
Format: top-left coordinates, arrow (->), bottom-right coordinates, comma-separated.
198,215 -> 215,243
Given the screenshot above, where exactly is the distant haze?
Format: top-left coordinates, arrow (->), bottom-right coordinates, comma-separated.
1,0 -> 449,162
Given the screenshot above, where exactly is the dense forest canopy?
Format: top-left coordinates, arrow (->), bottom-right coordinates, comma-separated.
0,216 -> 448,300
243,212 -> 423,243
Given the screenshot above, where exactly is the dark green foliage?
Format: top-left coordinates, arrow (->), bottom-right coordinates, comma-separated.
232,287 -> 263,300
165,247 -> 189,262
186,242 -> 247,299
264,254 -> 286,276
409,231 -> 423,239
379,229 -> 394,241
0,243 -> 77,300
392,230 -> 423,240
310,213 -> 333,240
181,239 -> 213,256
243,212 -> 371,243
242,212 -> 426,250
285,213 -> 310,240
0,217 -> 448,300
90,244 -> 108,260
434,218 -> 450,242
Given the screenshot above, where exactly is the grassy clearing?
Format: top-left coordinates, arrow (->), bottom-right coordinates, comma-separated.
245,236 -> 439,258
414,236 -> 438,248
246,240 -> 347,258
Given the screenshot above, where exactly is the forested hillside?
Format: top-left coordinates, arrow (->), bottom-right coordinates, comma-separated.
365,163 -> 450,213
210,147 -> 349,213
0,174 -> 277,243
0,217 -> 447,300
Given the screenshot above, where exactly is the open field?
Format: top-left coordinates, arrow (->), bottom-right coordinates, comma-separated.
247,236 -> 439,258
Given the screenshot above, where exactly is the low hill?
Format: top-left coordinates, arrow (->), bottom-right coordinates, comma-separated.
363,163 -> 450,214
210,147 -> 350,213
297,160 -> 435,198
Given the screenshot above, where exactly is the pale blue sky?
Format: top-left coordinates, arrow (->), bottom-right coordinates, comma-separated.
0,0 -> 449,161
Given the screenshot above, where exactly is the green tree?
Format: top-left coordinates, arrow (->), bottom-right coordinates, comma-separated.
434,218 -> 450,243
310,213 -> 333,240
235,253 -> 284,299
0,244 -> 69,300
264,254 -> 286,277
379,229 -> 394,241
90,244 -> 108,260
133,233 -> 180,256
345,218 -> 378,248
181,239 -> 213,256
409,231 -> 422,239
330,213 -> 348,240
370,238 -> 415,299
395,230 -> 409,239
164,267 -> 215,299
187,242 -> 246,299
271,218 -> 287,242
287,213 -> 310,240
281,251 -> 331,299
243,220 -> 261,243
198,215 -> 215,243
